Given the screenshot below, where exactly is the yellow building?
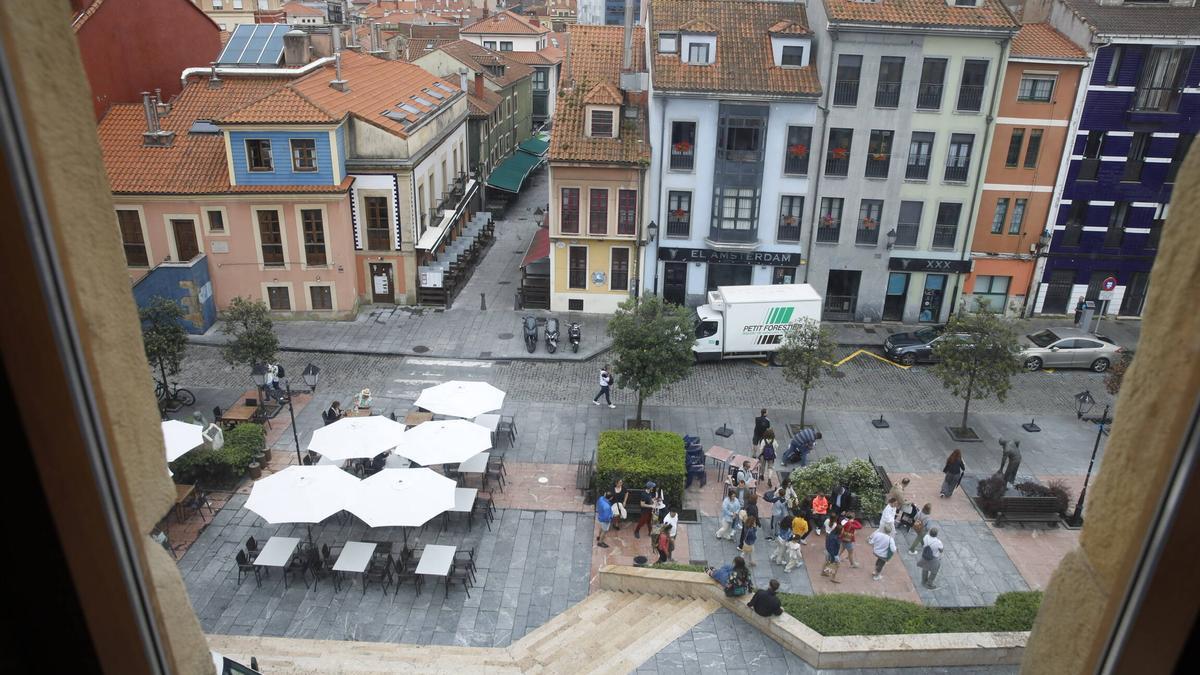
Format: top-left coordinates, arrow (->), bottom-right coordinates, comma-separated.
547,23 -> 648,314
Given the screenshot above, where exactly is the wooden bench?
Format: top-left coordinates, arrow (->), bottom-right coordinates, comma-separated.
995,496 -> 1061,528
868,454 -> 893,494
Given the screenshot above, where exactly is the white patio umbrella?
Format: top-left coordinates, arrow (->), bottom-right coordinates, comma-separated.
345,468 -> 457,529
163,420 -> 204,463
414,380 -> 506,419
391,419 -> 491,466
245,465 -> 361,524
306,415 -> 406,461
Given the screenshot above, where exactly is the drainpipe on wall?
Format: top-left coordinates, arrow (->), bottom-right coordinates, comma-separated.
802,27 -> 838,286
948,35 -> 1010,318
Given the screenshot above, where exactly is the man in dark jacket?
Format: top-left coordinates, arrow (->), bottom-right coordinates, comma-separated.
753,409 -> 771,450
747,579 -> 783,617
831,485 -> 855,515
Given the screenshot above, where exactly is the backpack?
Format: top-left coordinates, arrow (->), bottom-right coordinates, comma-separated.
745,527 -> 757,546
922,544 -> 935,561
761,440 -> 776,461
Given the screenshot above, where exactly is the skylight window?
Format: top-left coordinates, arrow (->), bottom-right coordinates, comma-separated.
188,119 -> 220,134
434,82 -> 455,93
423,88 -> 445,99
399,103 -> 421,114
412,96 -> 433,106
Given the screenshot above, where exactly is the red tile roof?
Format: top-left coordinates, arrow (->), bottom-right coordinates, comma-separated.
461,10 -> 549,36
550,24 -> 648,166
431,40 -> 535,87
822,0 -> 1018,31
218,87 -> 339,124
1010,23 -> 1088,61
282,1 -> 324,17
651,0 -> 821,97
444,75 -> 501,117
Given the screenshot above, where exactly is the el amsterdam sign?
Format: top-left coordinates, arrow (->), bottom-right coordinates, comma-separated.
887,257 -> 972,273
658,247 -> 802,267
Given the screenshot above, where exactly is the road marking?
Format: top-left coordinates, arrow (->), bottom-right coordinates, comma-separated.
405,357 -> 493,368
752,359 -> 771,367
824,349 -> 912,370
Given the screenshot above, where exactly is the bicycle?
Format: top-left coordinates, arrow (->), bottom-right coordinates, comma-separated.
155,380 -> 195,407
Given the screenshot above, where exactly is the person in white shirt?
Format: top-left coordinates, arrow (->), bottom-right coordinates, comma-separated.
867,523 -> 898,581
880,496 -> 899,531
661,508 -> 679,538
592,365 -> 615,408
918,528 -> 945,589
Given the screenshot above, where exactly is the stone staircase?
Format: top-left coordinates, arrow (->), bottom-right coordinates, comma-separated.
207,590 -> 718,674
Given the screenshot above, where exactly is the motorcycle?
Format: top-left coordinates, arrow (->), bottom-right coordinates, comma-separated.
545,317 -> 560,353
568,322 -> 581,353
522,315 -> 539,354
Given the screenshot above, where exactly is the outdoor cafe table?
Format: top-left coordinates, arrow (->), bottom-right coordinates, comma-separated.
345,407 -> 372,418
332,541 -> 377,593
442,487 -> 477,531
404,412 -> 433,427
414,544 -> 456,596
172,483 -> 195,522
473,414 -> 500,446
254,536 -> 300,583
456,452 -> 489,487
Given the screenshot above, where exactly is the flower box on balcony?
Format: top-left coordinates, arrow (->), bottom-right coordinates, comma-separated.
831,147 -> 849,160
673,141 -> 693,153
787,144 -> 808,158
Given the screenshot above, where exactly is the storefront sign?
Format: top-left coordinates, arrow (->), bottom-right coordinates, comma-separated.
658,247 -> 802,267
888,257 -> 972,273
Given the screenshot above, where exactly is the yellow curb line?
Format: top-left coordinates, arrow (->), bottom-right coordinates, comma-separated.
823,348 -> 913,370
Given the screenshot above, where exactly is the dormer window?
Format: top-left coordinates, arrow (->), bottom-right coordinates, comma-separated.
688,43 -> 711,64
781,46 -> 805,67
950,0 -> 981,5
658,33 -> 678,53
589,108 -> 615,138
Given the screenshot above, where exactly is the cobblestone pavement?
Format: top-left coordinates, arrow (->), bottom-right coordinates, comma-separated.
632,608 -> 1019,675
182,494 -> 592,648
177,342 -> 1116,416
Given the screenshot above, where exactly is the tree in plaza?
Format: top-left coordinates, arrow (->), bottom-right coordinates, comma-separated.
932,306 -> 1022,435
776,317 -> 837,428
1104,351 -> 1135,396
606,294 -> 695,426
220,296 -> 279,370
140,296 -> 189,393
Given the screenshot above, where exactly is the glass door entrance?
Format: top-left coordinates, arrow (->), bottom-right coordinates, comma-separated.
662,262 -> 687,305
882,272 -> 909,321
919,274 -> 947,322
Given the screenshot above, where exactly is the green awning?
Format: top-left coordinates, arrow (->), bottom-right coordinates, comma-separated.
518,135 -> 549,157
486,151 -> 542,193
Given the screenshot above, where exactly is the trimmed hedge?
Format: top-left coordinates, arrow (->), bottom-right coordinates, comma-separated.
170,423 -> 265,488
787,456 -> 885,517
651,562 -> 707,573
778,591 -> 1042,636
596,430 -> 686,511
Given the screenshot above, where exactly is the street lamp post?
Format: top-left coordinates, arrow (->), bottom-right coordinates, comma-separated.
252,362 -> 321,466
1069,390 -> 1112,527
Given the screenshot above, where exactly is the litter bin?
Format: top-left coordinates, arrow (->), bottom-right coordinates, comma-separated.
1078,301 -> 1096,329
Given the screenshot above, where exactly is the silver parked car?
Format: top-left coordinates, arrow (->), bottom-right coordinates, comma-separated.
1019,328 -> 1125,373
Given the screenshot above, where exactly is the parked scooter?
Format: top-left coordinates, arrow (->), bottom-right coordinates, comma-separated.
522,315 -> 539,353
545,317 -> 560,353
568,322 -> 582,353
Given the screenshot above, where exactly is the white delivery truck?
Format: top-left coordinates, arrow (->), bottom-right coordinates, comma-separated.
693,284 -> 823,361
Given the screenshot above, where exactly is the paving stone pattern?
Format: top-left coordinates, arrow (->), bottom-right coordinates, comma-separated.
631,608 -> 1018,675
182,494 -> 592,647
896,521 -> 1030,607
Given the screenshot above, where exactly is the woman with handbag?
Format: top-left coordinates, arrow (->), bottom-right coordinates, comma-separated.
868,523 -> 898,581
940,449 -> 966,498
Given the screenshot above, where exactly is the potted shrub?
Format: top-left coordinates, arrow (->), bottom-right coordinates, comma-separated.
248,461 -> 262,480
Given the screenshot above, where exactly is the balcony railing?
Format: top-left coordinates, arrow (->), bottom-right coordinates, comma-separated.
777,219 -> 801,242
956,85 -> 984,112
670,148 -> 695,171
1133,86 -> 1181,112
894,222 -> 919,247
865,155 -> 890,178
708,225 -> 758,243
825,155 -> 850,176
916,83 -> 943,110
833,80 -> 859,106
666,215 -> 690,238
815,222 -> 840,243
944,164 -> 969,182
932,226 -> 957,249
784,153 -> 808,175
875,82 -> 901,108
905,161 -> 930,181
1078,157 -> 1100,181
856,224 -> 880,245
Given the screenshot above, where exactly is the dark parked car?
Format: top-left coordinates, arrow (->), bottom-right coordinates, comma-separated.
882,325 -> 953,365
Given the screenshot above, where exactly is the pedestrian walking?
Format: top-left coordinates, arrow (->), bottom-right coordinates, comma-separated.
763,482 -> 788,536
592,365 -> 615,408
909,503 -> 933,554
715,489 -> 743,540
595,491 -> 613,548
655,525 -> 673,563
880,496 -> 900,531
661,507 -> 679,539
633,481 -> 659,539
821,516 -> 844,583
747,579 -> 784,617
791,507 -> 810,545
610,477 -> 629,530
918,527 -> 945,589
868,523 -> 898,581
759,428 -> 779,487
1074,296 -> 1086,326
940,449 -> 967,498
740,515 -> 760,566
836,511 -> 863,569
810,491 -> 829,535
752,408 -> 771,451
739,492 -> 760,549
785,428 -> 821,466
770,514 -> 793,564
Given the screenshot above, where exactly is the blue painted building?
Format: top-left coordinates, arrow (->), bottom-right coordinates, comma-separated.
1029,0 -> 1200,317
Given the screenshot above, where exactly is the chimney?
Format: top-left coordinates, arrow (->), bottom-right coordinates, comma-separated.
141,92 -> 175,147
331,24 -> 342,53
330,51 -> 349,91
284,29 -> 311,66
474,72 -> 484,99
458,67 -> 469,92
622,0 -> 634,71
208,62 -> 223,89
154,88 -> 172,116
370,22 -> 387,56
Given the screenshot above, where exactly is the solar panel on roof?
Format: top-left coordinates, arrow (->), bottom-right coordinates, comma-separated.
217,24 -> 289,66
412,96 -> 433,106
423,88 -> 444,99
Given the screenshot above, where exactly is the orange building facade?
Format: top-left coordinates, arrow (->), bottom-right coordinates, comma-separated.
965,24 -> 1088,316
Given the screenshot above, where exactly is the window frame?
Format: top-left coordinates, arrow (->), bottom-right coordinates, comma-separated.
560,187 -> 580,234
781,45 -> 805,67
1006,128 -> 1025,168
1024,129 -> 1044,169
991,198 -> 1010,234
816,197 -> 843,244
588,188 -> 609,235
917,57 -> 947,110
932,202 -> 962,249
245,138 -> 273,172
363,195 -> 391,251
617,189 -> 637,236
609,247 -> 630,291
298,206 -> 328,268
588,109 -> 614,138
1017,73 -> 1057,102
116,208 -> 150,267
687,42 -> 710,64
944,133 -> 974,183
777,195 -> 804,242
254,207 -> 286,268
896,201 -> 922,247
568,245 -> 588,289
1009,198 -> 1027,235
783,125 -> 812,176
204,207 -> 228,236
875,56 -> 905,108
956,59 -> 989,113
666,190 -> 691,238
265,284 -> 292,312
307,283 -> 334,311
906,132 -> 934,181
289,138 -> 318,172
